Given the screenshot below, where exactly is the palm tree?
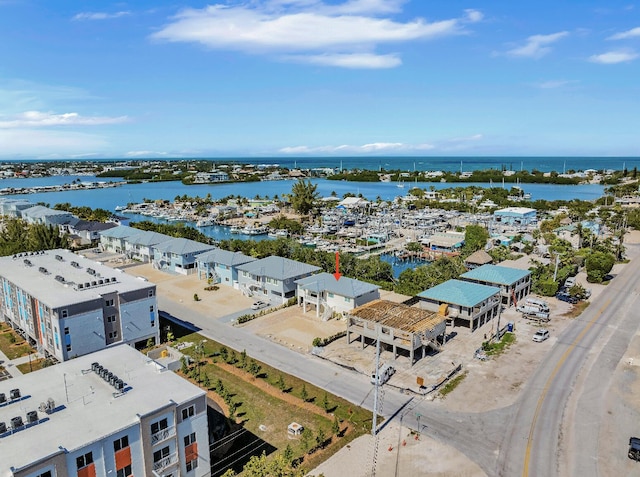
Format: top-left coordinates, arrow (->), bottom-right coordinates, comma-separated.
290,179 -> 319,217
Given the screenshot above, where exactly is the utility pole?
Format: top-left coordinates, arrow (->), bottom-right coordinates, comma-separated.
552,254 -> 560,282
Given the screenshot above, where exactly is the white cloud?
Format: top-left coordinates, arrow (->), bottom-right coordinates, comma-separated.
125,150 -> 169,157
589,50 -> 638,64
279,142 -> 435,154
0,111 -> 129,128
151,2 -> 482,69
607,26 -> 640,40
288,52 -> 401,68
72,11 -> 130,21
506,31 -> 569,59
533,79 -> 578,89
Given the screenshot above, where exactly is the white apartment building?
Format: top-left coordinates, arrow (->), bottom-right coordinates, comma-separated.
0,249 -> 159,361
0,345 -> 210,477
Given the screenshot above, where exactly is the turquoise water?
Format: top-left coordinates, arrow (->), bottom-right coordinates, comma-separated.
2,176 -> 605,210
379,253 -> 430,278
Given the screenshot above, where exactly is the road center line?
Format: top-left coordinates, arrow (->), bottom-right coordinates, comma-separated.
522,299 -> 611,477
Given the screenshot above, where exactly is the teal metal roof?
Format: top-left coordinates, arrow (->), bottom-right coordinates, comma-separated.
461,264 -> 530,286
295,272 -> 379,298
418,279 -> 500,307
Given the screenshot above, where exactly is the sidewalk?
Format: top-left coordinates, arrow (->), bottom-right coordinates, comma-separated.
0,347 -> 23,379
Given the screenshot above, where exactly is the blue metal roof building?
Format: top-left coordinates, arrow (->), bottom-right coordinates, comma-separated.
460,264 -> 532,306
418,279 -> 501,331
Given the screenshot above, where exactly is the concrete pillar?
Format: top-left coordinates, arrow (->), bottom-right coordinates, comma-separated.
393,344 -> 397,360
361,334 -> 365,349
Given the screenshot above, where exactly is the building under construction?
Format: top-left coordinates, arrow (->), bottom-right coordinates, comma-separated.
345,299 -> 447,365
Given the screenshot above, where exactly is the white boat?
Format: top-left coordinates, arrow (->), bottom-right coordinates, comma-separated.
242,225 -> 269,235
114,205 -> 126,211
230,226 -> 242,234
196,218 -> 215,227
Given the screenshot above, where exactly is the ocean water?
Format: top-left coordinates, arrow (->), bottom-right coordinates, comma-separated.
14,155 -> 639,173
131,156 -> 638,174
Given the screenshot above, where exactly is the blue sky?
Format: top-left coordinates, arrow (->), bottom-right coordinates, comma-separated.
0,0 -> 639,159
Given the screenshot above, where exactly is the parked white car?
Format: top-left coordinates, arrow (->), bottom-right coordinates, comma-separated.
251,300 -> 269,310
533,329 -> 550,342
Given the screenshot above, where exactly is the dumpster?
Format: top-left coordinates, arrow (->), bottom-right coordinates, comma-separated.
507,321 -> 514,332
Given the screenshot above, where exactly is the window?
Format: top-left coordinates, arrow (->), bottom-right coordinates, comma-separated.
186,460 -> 198,472
36,472 -> 52,477
328,292 -> 334,298
76,452 -> 93,469
149,305 -> 154,313
148,290 -> 154,297
181,405 -> 195,420
107,315 -> 116,323
64,327 -> 69,335
116,465 -> 132,477
61,310 -> 68,318
153,446 -> 170,463
66,344 -> 72,352
114,435 -> 129,451
105,299 -> 114,307
184,432 -> 196,446
344,297 -> 351,303
151,418 -> 168,434
151,320 -> 155,327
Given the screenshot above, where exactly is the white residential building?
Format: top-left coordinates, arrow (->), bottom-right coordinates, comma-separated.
0,249 -> 159,361
0,345 -> 210,477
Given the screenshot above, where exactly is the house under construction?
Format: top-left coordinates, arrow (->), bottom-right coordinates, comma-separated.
345,299 -> 447,365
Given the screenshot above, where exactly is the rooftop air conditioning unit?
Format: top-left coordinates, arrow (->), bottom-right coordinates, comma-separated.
55,275 -> 65,283
26,411 -> 38,424
23,259 -> 32,266
91,281 -> 97,286
71,261 -> 80,268
77,283 -> 84,289
9,389 -> 21,400
0,422 -> 6,433
38,267 -> 48,274
46,398 -> 55,413
0,393 -> 5,403
10,416 -> 23,429
98,279 -> 104,285
91,362 -> 99,372
115,379 -> 124,391
55,255 -> 63,261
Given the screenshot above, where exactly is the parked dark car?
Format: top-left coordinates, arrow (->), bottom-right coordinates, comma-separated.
556,292 -> 578,304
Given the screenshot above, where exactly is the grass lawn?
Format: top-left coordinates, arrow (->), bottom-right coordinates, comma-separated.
17,357 -> 48,374
175,332 -> 373,472
0,324 -> 34,359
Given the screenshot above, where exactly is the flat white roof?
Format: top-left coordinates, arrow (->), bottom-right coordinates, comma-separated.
494,207 -> 536,215
0,345 -> 205,475
0,249 -> 154,308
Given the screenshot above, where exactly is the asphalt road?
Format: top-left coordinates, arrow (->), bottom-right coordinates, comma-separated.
495,244 -> 640,477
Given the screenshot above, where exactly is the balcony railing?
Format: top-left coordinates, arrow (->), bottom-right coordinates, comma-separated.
153,452 -> 178,472
151,426 -> 176,446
